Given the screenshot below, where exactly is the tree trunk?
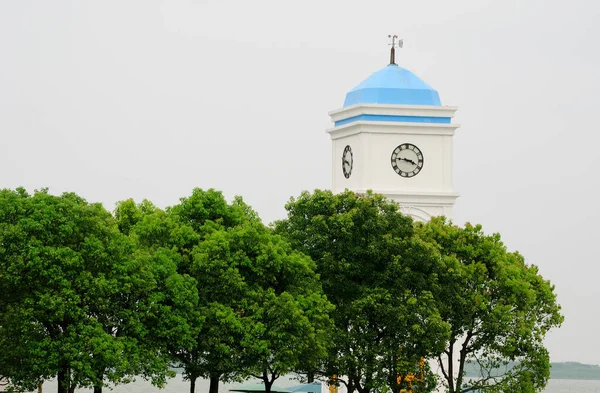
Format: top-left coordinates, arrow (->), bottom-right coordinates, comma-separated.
307,372 -> 314,383
262,369 -> 274,393
346,365 -> 356,393
38,383 -> 43,393
353,375 -> 368,393
209,374 -> 220,393
92,364 -> 106,393
347,379 -> 355,393
57,364 -> 68,393
67,385 -> 75,393
264,380 -> 274,393
189,376 -> 196,393
448,339 -> 455,393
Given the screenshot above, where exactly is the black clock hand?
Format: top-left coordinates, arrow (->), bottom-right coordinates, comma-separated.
397,157 -> 417,165
343,159 -> 350,166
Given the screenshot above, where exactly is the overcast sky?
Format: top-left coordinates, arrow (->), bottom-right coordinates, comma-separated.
1,0 -> 599,364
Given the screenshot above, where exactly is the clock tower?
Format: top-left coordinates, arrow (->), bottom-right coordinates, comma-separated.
327,39 -> 459,222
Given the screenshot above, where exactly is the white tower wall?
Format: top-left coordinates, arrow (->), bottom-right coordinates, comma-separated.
328,104 -> 459,222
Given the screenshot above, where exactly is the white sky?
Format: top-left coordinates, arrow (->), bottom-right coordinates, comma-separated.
1,0 -> 599,364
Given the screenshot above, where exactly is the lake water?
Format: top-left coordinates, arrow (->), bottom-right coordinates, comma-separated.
27,376 -> 600,393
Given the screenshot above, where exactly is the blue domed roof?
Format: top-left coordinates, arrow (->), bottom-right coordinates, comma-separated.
344,64 -> 441,107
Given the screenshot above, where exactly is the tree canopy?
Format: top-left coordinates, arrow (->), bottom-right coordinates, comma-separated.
275,190 -> 450,393
0,188 -> 187,393
192,219 -> 334,393
122,188 -> 333,393
0,187 -> 563,393
416,217 -> 564,393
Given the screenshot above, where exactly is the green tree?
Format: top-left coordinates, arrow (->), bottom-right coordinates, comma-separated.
127,189 -> 254,393
115,197 -> 205,393
275,190 -> 450,393
128,188 -> 333,393
114,198 -> 159,236
0,188 -> 183,393
416,217 -> 564,393
192,220 -> 334,393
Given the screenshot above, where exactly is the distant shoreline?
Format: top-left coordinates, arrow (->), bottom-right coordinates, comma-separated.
464,361 -> 600,380
549,362 -> 600,380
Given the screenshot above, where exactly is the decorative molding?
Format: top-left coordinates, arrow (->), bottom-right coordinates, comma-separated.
351,189 -> 459,205
399,206 -> 433,222
327,121 -> 459,140
334,114 -> 451,127
329,103 -> 458,123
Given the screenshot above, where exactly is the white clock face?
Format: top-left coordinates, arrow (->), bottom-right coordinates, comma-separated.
391,143 -> 424,178
342,145 -> 353,179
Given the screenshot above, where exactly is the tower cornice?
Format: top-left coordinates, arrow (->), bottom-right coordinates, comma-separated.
329,103 -> 458,127
329,103 -> 458,121
326,120 -> 460,140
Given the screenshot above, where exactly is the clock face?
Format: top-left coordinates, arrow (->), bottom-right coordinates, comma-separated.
391,143 -> 424,178
342,145 -> 353,179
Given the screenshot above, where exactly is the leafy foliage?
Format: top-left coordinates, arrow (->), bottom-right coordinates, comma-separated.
126,188 -> 333,393
275,190 -> 449,393
0,186 -> 563,393
0,188 -> 182,393
416,217 -> 564,393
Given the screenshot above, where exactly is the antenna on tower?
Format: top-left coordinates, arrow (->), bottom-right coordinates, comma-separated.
388,34 -> 403,65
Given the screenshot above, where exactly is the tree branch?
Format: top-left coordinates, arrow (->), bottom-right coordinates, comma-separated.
456,329 -> 474,391
447,338 -> 455,392
460,353 -> 509,393
438,355 -> 449,382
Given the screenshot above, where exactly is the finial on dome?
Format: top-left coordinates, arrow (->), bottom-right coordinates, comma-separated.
388,34 -> 404,65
